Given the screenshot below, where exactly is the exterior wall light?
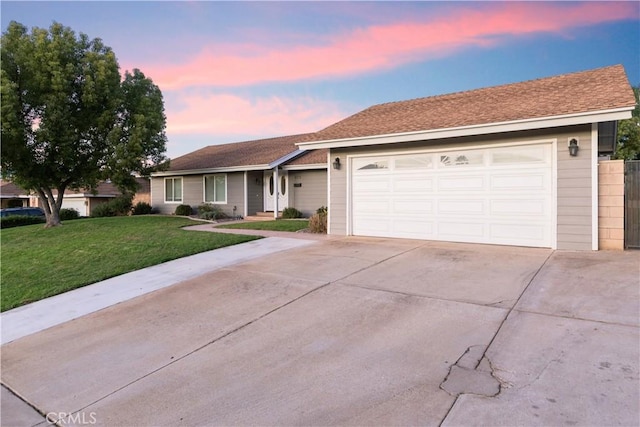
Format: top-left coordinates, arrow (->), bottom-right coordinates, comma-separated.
568,138 -> 579,157
332,157 -> 341,170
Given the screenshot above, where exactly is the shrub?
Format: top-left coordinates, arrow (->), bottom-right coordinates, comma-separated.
132,202 -> 153,215
282,207 -> 303,219
316,206 -> 328,215
308,212 -> 327,234
0,215 -> 45,229
59,208 -> 80,221
91,196 -> 133,217
197,203 -> 227,220
175,204 -> 193,216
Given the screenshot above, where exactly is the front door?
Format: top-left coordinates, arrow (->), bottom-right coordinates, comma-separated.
264,170 -> 288,211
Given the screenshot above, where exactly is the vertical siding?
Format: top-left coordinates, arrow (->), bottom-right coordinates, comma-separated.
329,151 -> 348,235
288,170 -> 328,217
556,126 -> 593,250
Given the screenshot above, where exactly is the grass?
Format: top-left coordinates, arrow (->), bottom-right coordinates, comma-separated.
1,216 -> 260,312
218,219 -> 309,232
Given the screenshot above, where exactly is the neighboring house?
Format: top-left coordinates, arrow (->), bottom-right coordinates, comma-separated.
59,178 -> 151,216
298,65 -> 636,250
0,178 -> 150,216
150,134 -> 328,218
0,180 -> 32,208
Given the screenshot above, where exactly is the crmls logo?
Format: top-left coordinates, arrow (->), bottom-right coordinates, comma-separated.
45,411 -> 97,425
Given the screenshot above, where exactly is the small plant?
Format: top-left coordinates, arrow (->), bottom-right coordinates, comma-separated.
174,204 -> 193,216
91,195 -> 133,217
0,215 -> 45,229
197,203 -> 227,220
282,207 -> 303,219
59,208 -> 80,221
308,212 -> 327,234
316,206 -> 328,215
132,202 -> 153,215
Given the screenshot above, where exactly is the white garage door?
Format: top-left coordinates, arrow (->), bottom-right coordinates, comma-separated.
351,143 -> 553,248
61,198 -> 88,216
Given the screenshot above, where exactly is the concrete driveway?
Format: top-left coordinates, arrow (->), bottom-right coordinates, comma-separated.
2,236 -> 638,426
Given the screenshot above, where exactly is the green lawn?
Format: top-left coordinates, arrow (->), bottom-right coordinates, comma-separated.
218,219 -> 309,232
1,216 -> 260,312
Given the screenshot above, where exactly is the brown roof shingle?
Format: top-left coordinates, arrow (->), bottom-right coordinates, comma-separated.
168,133 -> 319,171
313,65 -> 636,141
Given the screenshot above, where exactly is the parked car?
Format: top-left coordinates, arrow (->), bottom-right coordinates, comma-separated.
0,207 -> 45,217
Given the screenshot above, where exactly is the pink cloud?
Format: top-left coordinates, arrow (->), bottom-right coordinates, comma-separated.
132,2 -> 637,90
165,93 -> 348,137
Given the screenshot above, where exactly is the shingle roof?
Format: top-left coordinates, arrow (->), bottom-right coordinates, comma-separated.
0,180 -> 28,197
287,149 -> 328,166
168,133 -> 318,171
313,65 -> 636,141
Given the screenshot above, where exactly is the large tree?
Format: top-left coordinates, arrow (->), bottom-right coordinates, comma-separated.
1,21 -> 168,227
615,86 -> 640,160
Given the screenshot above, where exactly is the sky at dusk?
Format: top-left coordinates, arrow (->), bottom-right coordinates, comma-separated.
2,1 -> 639,159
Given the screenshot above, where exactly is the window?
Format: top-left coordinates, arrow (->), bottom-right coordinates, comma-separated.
440,151 -> 483,167
395,154 -> 433,169
204,174 -> 227,203
165,177 -> 182,203
353,158 -> 389,170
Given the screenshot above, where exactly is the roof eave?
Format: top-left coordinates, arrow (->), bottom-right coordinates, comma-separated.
297,107 -> 634,150
151,164 -> 272,177
282,163 -> 328,171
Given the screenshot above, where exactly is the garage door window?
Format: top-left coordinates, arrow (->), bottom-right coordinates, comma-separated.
395,154 -> 433,169
354,158 -> 389,170
440,151 -> 483,167
491,146 -> 546,165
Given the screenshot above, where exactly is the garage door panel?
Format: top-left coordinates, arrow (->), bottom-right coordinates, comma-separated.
438,199 -> 485,215
491,173 -> 547,190
351,143 -> 552,248
392,176 -> 434,192
490,223 -> 549,243
490,199 -> 548,216
353,177 -> 390,192
438,175 -> 485,190
392,198 -> 434,214
438,221 -> 486,238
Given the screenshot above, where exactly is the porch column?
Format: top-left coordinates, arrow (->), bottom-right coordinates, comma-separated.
273,167 -> 279,219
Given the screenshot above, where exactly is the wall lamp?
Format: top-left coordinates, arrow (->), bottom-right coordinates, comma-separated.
332,157 -> 341,170
568,138 -> 579,157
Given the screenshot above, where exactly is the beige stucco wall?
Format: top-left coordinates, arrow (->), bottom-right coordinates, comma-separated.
328,124 -> 595,250
598,160 -> 625,250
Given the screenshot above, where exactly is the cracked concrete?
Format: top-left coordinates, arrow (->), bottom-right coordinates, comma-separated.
1,239 -> 638,426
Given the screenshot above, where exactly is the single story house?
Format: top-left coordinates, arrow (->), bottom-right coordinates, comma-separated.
298,65 -> 636,250
0,180 -> 32,208
150,134 -> 328,218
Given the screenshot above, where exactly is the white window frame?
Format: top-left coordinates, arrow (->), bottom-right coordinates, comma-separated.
164,177 -> 183,203
203,174 -> 227,204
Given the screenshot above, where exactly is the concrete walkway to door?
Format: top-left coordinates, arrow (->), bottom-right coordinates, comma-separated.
2,236 -> 638,426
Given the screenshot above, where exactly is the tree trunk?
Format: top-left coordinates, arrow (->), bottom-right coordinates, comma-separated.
37,187 -> 62,227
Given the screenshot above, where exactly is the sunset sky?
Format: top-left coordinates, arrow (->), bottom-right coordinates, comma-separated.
2,1 -> 638,159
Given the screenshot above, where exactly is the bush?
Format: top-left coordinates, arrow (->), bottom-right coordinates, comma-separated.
308,213 -> 327,234
197,203 -> 227,220
175,204 -> 193,216
0,215 -> 45,229
282,207 -> 303,219
91,196 -> 133,217
316,206 -> 328,215
132,202 -> 153,215
59,208 -> 80,221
